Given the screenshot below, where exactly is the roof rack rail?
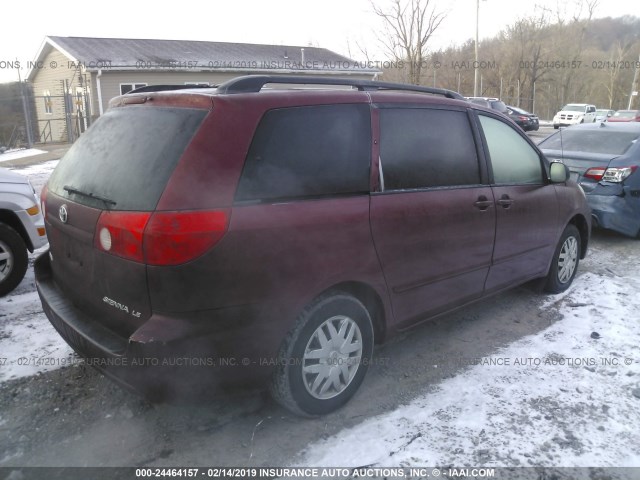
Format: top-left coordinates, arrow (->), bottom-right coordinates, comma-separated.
126,84 -> 213,94
215,75 -> 465,99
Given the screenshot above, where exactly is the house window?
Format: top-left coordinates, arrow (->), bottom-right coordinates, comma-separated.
120,83 -> 148,95
43,90 -> 52,114
75,87 -> 85,112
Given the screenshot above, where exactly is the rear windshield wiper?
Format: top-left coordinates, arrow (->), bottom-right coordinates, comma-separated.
63,185 -> 117,209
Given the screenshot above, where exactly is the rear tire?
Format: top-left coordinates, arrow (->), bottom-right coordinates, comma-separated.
0,223 -> 29,296
544,224 -> 580,294
270,292 -> 374,416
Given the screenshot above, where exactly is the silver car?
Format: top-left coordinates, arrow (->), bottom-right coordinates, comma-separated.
0,168 -> 48,295
594,109 -> 614,123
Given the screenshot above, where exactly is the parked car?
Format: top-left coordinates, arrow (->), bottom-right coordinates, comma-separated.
607,110 -> 640,123
552,103 -> 597,128
0,168 -> 47,295
539,122 -> 640,237
506,106 -> 539,131
36,76 -> 590,416
466,96 -> 508,114
594,109 -> 615,123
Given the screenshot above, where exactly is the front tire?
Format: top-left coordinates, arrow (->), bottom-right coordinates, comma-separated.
544,224 -> 580,294
270,292 -> 374,416
0,223 -> 29,296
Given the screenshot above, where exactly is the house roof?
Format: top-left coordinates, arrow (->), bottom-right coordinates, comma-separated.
28,36 -> 379,80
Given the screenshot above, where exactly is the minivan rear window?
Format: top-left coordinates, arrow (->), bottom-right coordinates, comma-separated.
47,106 -> 207,210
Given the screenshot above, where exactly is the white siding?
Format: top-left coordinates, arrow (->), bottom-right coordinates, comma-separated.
31,49 -> 96,143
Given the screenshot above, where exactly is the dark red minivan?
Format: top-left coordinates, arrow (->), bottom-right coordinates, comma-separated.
36,76 -> 590,416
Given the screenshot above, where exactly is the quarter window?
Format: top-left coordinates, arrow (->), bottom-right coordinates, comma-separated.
479,115 -> 543,184
379,108 -> 480,190
235,104 -> 371,202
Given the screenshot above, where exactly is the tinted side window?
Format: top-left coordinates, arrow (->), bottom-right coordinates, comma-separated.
478,115 -> 543,185
235,104 -> 371,201
380,108 -> 480,190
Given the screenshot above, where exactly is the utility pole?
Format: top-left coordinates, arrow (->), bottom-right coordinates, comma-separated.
17,70 -> 33,148
474,0 -> 479,96
628,54 -> 639,109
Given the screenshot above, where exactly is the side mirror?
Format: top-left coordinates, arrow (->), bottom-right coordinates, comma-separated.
549,162 -> 569,183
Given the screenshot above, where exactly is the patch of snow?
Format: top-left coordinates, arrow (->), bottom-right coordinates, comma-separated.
0,160 -> 70,381
8,160 -> 58,194
298,272 -> 640,467
0,297 -> 74,382
0,148 -> 47,163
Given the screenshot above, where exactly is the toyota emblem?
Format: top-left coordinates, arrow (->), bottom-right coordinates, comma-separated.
59,204 -> 68,224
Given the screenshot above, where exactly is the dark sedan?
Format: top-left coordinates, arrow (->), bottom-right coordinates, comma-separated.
539,122 -> 640,237
506,106 -> 539,131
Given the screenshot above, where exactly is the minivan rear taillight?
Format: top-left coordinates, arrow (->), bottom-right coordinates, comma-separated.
95,211 -> 151,262
143,210 -> 229,265
94,210 -> 229,265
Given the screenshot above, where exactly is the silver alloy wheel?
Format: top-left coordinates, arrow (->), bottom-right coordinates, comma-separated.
557,236 -> 578,284
302,315 -> 363,400
0,240 -> 14,282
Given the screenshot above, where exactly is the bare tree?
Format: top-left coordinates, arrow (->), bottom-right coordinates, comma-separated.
371,0 -> 446,84
603,41 -> 633,108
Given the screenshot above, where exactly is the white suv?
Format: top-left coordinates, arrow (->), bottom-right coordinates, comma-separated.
0,168 -> 48,295
553,104 -> 597,129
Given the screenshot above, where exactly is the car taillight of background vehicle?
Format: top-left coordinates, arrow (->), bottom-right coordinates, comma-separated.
583,167 -> 607,181
602,166 -> 637,182
94,209 -> 229,265
518,116 -> 528,121
583,166 -> 637,183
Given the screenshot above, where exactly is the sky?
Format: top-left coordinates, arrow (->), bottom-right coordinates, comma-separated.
0,0 -> 637,84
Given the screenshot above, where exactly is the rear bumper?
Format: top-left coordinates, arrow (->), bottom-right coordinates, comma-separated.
586,185 -> 640,238
35,252 -> 276,399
